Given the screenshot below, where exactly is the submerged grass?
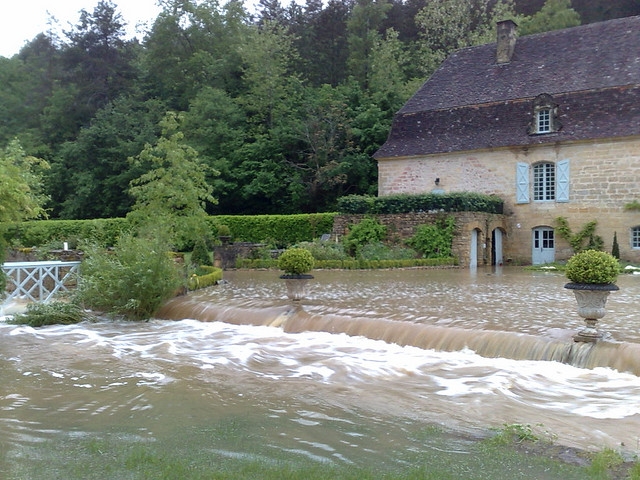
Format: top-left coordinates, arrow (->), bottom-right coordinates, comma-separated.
4,423 -> 636,480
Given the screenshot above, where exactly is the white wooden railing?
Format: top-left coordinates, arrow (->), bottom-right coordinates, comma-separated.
1,261 -> 81,303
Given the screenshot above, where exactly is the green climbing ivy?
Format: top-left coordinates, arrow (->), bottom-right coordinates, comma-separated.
555,217 -> 603,253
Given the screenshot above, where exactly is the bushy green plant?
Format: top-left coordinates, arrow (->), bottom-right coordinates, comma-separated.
75,234 -> 183,320
190,237 -> 212,266
565,249 -> 620,285
295,240 -> 348,261
358,242 -> 417,261
337,192 -> 503,214
343,218 -> 387,257
216,224 -> 231,237
277,247 -> 315,275
407,216 -> 455,259
8,302 -> 90,327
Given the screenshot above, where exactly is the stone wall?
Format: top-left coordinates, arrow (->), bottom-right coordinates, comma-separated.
377,136 -> 640,263
332,212 -> 506,267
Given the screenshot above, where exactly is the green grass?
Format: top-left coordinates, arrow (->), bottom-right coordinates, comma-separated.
4,424 -> 635,480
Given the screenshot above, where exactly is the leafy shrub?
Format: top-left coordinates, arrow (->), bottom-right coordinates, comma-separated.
75,235 -> 183,320
407,216 -> 455,258
277,248 -> 315,275
8,302 -> 90,327
565,249 -> 620,285
295,240 -> 348,261
343,218 -> 387,257
191,238 -> 212,266
358,242 -> 416,261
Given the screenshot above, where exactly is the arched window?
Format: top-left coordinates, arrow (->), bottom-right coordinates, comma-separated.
533,162 -> 555,200
529,93 -> 561,135
516,160 -> 570,204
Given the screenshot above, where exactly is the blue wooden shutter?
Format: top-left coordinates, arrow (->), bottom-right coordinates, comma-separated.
556,159 -> 570,202
516,162 -> 530,204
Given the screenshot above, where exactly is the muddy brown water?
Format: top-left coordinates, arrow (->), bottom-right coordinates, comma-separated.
2,267 -> 640,473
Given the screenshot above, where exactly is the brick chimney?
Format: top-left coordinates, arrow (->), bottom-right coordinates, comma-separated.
496,20 -> 517,64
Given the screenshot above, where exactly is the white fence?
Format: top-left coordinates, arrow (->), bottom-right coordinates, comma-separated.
1,261 -> 81,303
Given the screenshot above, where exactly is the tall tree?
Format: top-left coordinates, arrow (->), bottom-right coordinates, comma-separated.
127,112 -> 218,248
0,139 -> 49,222
59,1 -> 138,123
517,0 -> 581,36
346,0 -> 391,88
48,96 -> 167,219
414,0 -> 517,76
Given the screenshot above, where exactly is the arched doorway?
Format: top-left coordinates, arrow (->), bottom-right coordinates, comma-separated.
470,228 -> 482,267
492,228 -> 504,266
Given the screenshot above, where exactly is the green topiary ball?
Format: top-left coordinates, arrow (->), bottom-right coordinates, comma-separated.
278,248 -> 315,275
565,249 -> 620,285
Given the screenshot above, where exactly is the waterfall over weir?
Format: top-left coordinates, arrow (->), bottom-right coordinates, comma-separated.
156,290 -> 640,377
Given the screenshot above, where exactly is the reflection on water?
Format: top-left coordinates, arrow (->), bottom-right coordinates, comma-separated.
1,267 -> 640,477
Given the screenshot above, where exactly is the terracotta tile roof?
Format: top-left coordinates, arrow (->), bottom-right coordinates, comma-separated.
374,16 -> 640,159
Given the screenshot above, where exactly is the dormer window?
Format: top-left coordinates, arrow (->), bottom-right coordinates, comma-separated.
529,93 -> 561,135
536,109 -> 551,133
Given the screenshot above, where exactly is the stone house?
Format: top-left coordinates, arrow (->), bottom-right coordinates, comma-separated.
374,16 -> 640,265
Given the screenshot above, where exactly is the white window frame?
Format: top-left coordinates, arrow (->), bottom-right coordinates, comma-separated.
536,109 -> 551,133
516,159 -> 570,204
632,226 -> 640,249
533,162 -> 555,201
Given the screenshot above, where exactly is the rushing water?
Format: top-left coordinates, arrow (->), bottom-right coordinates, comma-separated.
1,267 -> 640,477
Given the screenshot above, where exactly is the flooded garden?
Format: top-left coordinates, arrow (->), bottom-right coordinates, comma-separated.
2,267 -> 640,479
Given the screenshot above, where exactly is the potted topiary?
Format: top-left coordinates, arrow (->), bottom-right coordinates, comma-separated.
217,224 -> 232,245
564,249 -> 620,342
278,247 -> 315,301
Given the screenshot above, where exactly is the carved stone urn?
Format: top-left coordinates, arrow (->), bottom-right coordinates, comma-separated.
564,283 -> 619,342
280,274 -> 314,301
563,250 -> 620,343
277,247 -> 315,302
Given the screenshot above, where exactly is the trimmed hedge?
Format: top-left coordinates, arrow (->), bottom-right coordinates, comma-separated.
205,213 -> 336,247
188,266 -> 224,290
337,193 -> 503,215
1,214 -> 336,250
0,218 -> 131,249
236,257 -> 457,269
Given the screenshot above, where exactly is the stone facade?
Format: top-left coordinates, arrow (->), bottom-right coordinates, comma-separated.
333,212 -> 507,267
378,137 -> 640,264
374,18 -> 640,265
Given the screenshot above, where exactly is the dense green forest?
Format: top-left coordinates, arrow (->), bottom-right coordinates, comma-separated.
1,0 -> 638,219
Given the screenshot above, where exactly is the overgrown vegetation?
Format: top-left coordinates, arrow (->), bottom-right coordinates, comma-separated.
555,217 -> 604,253
407,216 -> 456,258
74,235 -> 183,321
343,218 -> 388,257
8,301 -> 92,327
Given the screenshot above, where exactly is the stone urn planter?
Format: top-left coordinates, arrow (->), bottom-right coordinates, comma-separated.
278,248 -> 315,302
564,250 -> 620,342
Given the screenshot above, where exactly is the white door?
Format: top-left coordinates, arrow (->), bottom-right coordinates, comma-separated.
493,229 -> 503,266
470,229 -> 478,268
532,227 -> 555,264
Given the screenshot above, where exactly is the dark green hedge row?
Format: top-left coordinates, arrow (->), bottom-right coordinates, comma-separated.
236,257 -> 457,270
337,193 -> 504,214
0,218 -> 132,249
1,213 -> 336,250
205,213 -> 336,247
